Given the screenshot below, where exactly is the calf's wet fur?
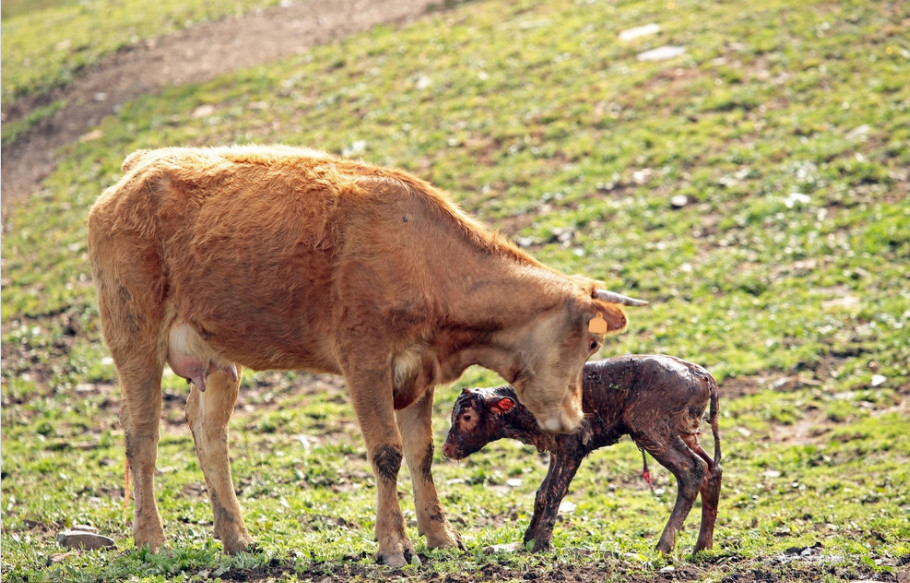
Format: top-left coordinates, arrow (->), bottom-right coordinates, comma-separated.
443,354 -> 722,555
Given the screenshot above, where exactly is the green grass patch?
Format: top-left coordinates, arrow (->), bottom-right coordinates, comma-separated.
2,0 -> 909,580
0,0 -> 279,105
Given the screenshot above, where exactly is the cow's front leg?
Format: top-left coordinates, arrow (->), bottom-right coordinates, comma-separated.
396,388 -> 462,550
348,372 -> 415,568
185,367 -> 255,553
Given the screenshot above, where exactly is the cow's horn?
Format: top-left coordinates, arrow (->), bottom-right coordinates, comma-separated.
595,289 -> 649,306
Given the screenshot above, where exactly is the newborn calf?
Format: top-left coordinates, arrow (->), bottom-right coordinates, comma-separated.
443,354 -> 722,555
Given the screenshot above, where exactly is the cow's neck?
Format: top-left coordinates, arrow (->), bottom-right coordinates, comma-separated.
436,258 -> 570,385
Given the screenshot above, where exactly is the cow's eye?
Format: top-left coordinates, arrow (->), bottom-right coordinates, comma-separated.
462,414 -> 472,422
589,340 -> 599,352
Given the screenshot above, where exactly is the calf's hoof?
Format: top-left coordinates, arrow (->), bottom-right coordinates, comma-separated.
522,534 -> 551,553
655,540 -> 675,555
693,539 -> 713,554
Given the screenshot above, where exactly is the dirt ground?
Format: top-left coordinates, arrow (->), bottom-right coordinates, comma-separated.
0,0 -> 445,204
2,2 -> 905,581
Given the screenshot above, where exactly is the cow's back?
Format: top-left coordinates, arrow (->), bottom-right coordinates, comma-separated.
87,145 -> 483,372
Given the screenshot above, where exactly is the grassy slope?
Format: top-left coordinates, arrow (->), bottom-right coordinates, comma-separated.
2,0 -> 909,581
0,0 -> 278,106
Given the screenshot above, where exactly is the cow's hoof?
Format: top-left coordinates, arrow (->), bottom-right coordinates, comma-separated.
222,535 -> 259,554
424,526 -> 464,550
134,532 -> 167,554
377,546 -> 420,568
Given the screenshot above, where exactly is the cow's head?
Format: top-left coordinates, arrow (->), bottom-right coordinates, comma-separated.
507,283 -> 645,435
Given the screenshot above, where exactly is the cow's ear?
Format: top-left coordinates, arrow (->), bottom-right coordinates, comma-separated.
491,397 -> 515,415
591,301 -> 628,333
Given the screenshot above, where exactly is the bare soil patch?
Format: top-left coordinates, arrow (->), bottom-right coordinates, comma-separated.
1,0 -> 447,204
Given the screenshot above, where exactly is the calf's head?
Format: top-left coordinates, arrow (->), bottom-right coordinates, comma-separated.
442,386 -> 519,460
504,285 -> 643,435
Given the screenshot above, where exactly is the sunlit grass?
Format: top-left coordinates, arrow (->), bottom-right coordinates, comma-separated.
2,0 -> 908,580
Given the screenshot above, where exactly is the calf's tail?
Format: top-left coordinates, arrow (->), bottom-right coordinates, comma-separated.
706,372 -> 721,465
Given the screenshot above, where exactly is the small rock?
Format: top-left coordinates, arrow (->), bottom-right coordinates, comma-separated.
637,45 -> 686,62
871,374 -> 887,387
505,478 -> 523,488
56,530 -> 115,550
784,192 -> 811,208
483,542 -> 520,554
568,547 -> 593,557
191,104 -> 215,119
49,552 -> 78,564
619,23 -> 660,42
79,129 -> 103,143
846,125 -> 871,141
670,194 -> 688,208
558,500 -> 576,514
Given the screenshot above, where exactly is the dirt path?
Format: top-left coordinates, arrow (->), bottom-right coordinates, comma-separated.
1,0 -> 445,205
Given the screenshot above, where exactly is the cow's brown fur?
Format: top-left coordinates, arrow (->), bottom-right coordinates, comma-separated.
443,355 -> 722,555
87,145 -> 642,566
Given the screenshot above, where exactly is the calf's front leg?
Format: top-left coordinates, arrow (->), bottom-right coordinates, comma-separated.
523,454 -> 582,552
185,368 -> 255,553
396,389 -> 462,550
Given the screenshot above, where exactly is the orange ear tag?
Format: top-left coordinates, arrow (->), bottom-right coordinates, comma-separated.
588,312 -> 608,334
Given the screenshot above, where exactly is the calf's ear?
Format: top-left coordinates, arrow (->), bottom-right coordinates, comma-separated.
491,397 -> 515,414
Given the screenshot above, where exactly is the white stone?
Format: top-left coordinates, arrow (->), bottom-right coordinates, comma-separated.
619,23 -> 660,41
637,45 -> 685,62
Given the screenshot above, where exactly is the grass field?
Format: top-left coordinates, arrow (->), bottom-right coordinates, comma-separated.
2,0 -> 908,581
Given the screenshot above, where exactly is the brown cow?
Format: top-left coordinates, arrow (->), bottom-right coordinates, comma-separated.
87,145 -> 646,567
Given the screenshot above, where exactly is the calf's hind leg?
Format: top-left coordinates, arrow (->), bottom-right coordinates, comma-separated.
639,435 -> 706,554
688,440 -> 722,552
185,367 -> 255,553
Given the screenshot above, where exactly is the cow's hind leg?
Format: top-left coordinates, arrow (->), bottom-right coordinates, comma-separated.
92,253 -> 169,552
185,367 -> 255,553
118,352 -> 168,552
639,435 -> 706,554
396,389 -> 462,550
